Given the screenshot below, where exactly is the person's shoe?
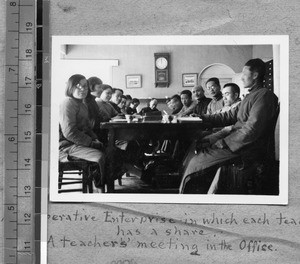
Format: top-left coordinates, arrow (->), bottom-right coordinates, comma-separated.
92,180 -> 105,193
133,160 -> 144,170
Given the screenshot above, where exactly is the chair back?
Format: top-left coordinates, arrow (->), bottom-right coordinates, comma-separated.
264,103 -> 280,163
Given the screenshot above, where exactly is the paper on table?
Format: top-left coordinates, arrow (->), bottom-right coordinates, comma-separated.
177,117 -> 203,122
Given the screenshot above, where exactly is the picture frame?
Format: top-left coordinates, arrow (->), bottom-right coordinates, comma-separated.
182,73 -> 198,87
49,35 -> 288,205
126,74 -> 142,88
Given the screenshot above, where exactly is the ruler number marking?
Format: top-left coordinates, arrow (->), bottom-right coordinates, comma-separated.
24,185 -> 31,195
25,48 -> 32,58
25,76 -> 31,86
25,21 -> 33,31
24,241 -> 31,250
24,158 -> 31,167
24,213 -> 31,222
7,205 -> 15,211
25,103 -> 31,113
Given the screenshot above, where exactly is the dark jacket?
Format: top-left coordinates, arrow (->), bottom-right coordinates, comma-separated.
193,96 -> 212,116
202,85 -> 278,156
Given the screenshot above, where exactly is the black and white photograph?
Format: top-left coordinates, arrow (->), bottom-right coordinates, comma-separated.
49,35 -> 288,204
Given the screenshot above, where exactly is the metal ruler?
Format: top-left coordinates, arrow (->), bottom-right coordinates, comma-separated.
4,0 -> 40,263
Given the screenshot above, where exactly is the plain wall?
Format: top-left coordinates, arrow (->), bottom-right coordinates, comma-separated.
65,44 -> 255,98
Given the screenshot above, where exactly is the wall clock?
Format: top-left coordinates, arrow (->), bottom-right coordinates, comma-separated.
154,53 -> 170,87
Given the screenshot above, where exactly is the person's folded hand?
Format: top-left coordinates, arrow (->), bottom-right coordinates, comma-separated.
195,139 -> 210,154
91,140 -> 104,150
212,139 -> 228,149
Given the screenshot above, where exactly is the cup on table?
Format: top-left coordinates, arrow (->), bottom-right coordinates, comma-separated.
163,114 -> 174,123
125,114 -> 133,123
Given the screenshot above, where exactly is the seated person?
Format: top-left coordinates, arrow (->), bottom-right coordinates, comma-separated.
200,82 -> 242,146
169,94 -> 183,115
216,83 -> 241,114
124,95 -> 133,113
59,74 -> 105,193
126,98 -> 140,115
177,89 -> 197,117
83,76 -> 103,135
159,94 -> 183,156
118,95 -> 127,115
109,88 -> 124,113
191,85 -> 212,116
97,84 -> 119,122
205,77 -> 224,114
179,58 -> 278,194
139,98 -> 160,115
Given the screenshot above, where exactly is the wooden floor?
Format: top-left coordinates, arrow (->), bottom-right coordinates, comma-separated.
114,164 -> 179,194
58,163 -> 180,194
58,161 -> 279,195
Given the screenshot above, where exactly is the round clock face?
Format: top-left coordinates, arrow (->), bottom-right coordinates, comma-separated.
156,57 -> 168,69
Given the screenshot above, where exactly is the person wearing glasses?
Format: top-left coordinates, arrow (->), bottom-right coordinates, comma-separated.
205,77 -> 224,114
59,74 -> 105,193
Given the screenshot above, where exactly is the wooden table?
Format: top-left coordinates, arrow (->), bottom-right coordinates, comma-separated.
100,121 -> 208,192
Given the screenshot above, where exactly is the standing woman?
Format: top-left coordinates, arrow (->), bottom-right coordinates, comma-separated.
59,74 -> 105,192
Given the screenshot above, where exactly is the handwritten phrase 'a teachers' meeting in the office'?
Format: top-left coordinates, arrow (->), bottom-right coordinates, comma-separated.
47,210 -> 299,257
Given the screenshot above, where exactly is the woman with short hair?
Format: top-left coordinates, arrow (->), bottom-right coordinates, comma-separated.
59,74 -> 105,192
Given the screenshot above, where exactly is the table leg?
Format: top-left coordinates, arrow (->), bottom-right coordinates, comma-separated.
105,128 -> 115,193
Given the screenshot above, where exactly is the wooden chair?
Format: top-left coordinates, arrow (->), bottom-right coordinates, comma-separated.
58,157 -> 97,193
210,104 -> 280,195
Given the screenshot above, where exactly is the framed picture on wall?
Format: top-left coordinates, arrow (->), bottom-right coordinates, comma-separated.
126,74 -> 142,88
182,73 -> 198,87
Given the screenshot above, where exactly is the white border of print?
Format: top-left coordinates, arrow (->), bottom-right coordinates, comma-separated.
49,35 -> 289,204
